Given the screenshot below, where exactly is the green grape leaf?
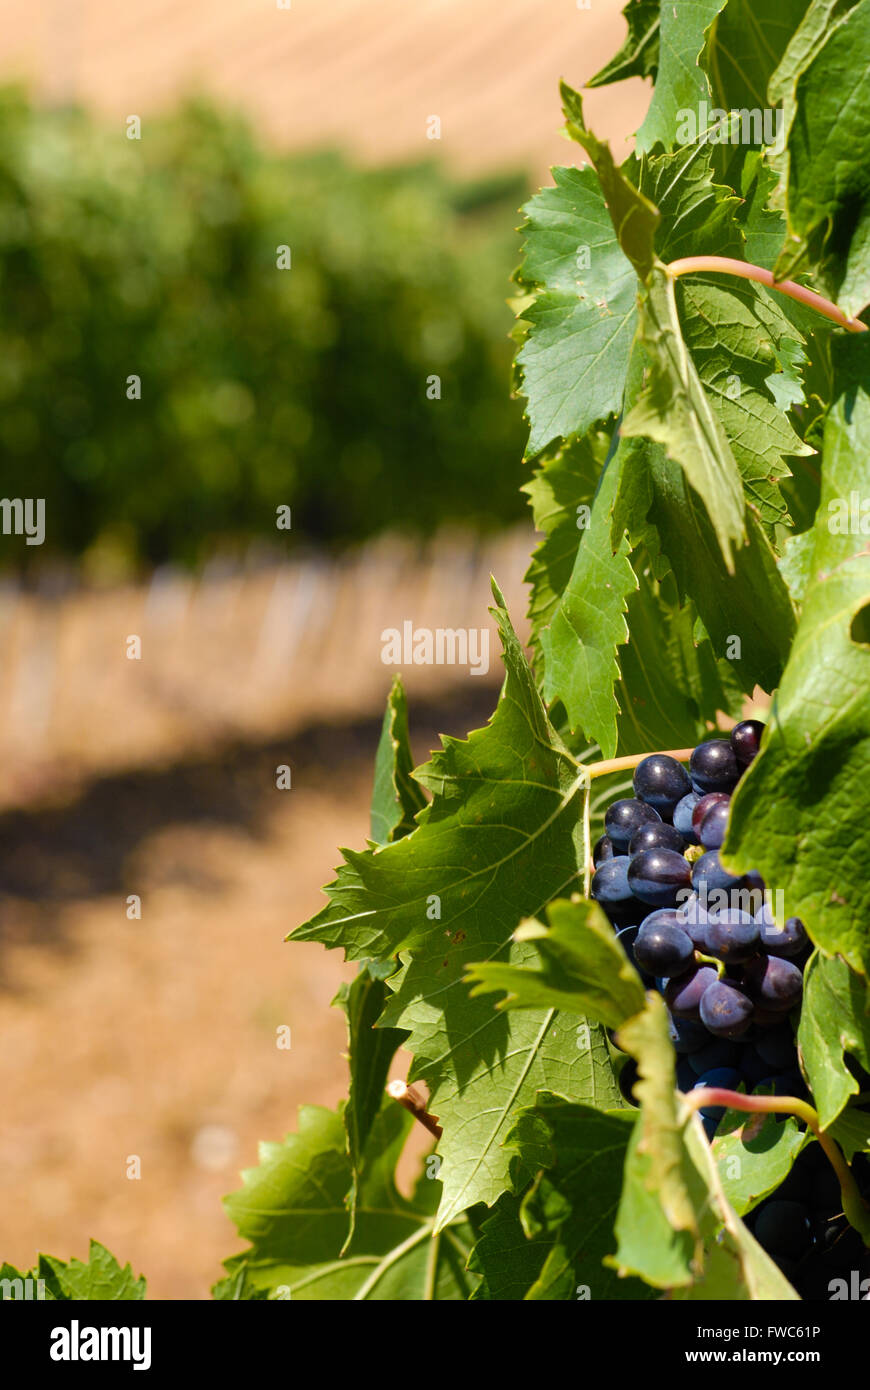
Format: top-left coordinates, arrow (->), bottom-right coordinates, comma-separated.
840,198 -> 870,320
527,117 -> 784,739
609,994 -> 799,1297
505,1097 -> 653,1300
37,1242 -> 146,1301
370,674 -> 426,845
713,1111 -> 808,1215
615,556 -> 744,753
294,586 -> 620,1228
339,677 -> 419,1238
538,448 -> 637,757
514,167 -> 638,455
465,897 -> 646,1029
636,0 -> 729,154
740,153 -> 788,269
467,1193 -> 552,1300
523,431 -> 606,655
0,1263 -> 41,1293
587,0 -> 661,89
334,962 -> 409,1244
561,83 -> 659,282
636,143 -> 745,265
774,0 -> 870,288
777,525 -> 818,607
702,0 -> 808,114
217,1103 -> 477,1300
768,0 -> 856,111
724,335 -> 870,975
797,952 -> 870,1129
827,1106 -> 870,1161
622,265 -> 747,567
644,443 -> 796,694
675,273 -> 812,535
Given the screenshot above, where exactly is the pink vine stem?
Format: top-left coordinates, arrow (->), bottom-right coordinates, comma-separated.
667,256 -> 868,334
684,1088 -> 870,1245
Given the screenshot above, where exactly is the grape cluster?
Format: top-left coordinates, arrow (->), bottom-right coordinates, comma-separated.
591,721 -> 870,1296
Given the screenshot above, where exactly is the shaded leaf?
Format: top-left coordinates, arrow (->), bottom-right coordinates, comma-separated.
588,0 -> 661,89
622,265 -> 747,566
217,1103 -> 478,1300
370,675 -> 426,846
797,951 -> 870,1129
466,896 -> 646,1030
713,1111 -> 807,1215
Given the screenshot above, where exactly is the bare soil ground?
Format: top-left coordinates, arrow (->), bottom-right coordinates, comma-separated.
0,695 -> 496,1298
4,0 -> 649,181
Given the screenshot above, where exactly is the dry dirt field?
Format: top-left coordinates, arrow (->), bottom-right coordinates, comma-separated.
0,695 -> 496,1297
2,0 -> 649,180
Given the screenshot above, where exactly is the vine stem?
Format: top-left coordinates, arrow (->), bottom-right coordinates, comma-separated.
684,1088 -> 870,1246
386,1080 -> 443,1139
585,747 -> 694,780
693,949 -> 726,980
666,256 -> 868,334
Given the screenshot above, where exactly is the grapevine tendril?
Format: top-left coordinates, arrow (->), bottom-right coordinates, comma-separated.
666,256 -> 868,334
684,1089 -> 870,1247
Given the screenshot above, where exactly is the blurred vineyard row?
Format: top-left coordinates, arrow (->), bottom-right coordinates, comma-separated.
0,90 -> 529,573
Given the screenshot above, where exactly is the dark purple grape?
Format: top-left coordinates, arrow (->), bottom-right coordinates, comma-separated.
759,914 -> 808,959
604,798 -> 662,853
691,850 -> 745,910
667,1013 -> 709,1054
614,925 -> 656,988
628,821 -> 687,857
628,848 -> 692,907
731,718 -> 765,768
691,792 -> 730,837
690,739 -> 740,794
741,871 -> 766,916
634,915 -> 694,976
754,1201 -> 812,1261
744,955 -> 804,1012
692,1067 -> 742,1119
633,754 -> 692,818
592,834 -> 615,866
676,1055 -> 697,1091
753,1070 -> 806,1102
752,1004 -> 792,1027
772,1154 -> 812,1205
706,909 -> 759,964
590,855 -> 642,924
675,893 -> 712,948
698,800 -> 730,850
639,907 -> 684,933
665,965 -> 719,1020
740,1046 -> 774,1088
807,1163 -> 843,1214
755,1023 -> 797,1071
688,1037 -> 740,1077
699,980 -> 754,1038
673,791 -> 700,844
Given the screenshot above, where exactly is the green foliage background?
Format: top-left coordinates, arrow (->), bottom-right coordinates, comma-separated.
0,90 -> 527,569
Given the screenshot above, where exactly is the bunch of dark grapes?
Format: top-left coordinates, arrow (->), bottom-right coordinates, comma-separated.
592,720 -> 870,1298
